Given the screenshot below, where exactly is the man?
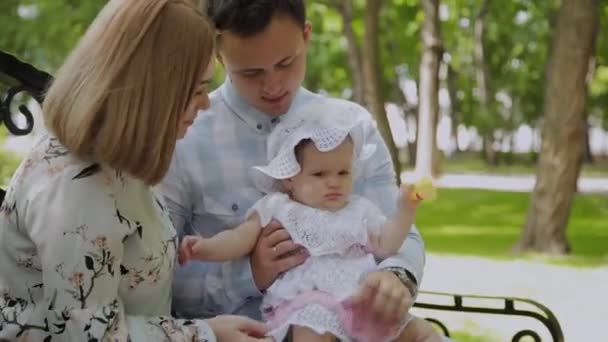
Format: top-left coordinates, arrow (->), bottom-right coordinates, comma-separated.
162,1 -> 441,340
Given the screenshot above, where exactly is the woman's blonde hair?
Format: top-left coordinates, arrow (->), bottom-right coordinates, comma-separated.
43,0 -> 214,185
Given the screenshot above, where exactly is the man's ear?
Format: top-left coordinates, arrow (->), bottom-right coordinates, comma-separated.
303,21 -> 312,46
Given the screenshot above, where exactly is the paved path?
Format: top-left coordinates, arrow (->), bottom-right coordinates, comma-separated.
401,172 -> 608,194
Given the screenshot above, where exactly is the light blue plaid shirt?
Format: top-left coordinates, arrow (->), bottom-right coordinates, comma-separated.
161,79 -> 426,320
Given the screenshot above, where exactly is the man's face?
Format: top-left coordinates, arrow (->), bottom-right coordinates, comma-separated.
217,15 -> 311,116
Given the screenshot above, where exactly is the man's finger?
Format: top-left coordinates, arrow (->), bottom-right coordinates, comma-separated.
273,241 -> 302,258
398,295 -> 411,319
351,276 -> 378,305
370,287 -> 389,320
264,228 -> 292,247
276,252 -> 308,273
261,219 -> 284,236
381,285 -> 403,321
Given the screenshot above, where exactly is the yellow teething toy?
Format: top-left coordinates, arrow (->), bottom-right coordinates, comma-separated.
409,177 -> 437,202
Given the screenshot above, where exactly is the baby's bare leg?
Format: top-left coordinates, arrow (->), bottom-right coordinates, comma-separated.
394,317 -> 443,342
290,326 -> 337,342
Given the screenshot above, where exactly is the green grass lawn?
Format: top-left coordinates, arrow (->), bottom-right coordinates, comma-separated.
416,188 -> 608,267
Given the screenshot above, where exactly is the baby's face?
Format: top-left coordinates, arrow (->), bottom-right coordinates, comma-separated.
283,139 -> 354,212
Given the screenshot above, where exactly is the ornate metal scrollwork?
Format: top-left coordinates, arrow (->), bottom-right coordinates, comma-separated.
0,51 -> 52,136
1,85 -> 35,136
414,291 -> 565,342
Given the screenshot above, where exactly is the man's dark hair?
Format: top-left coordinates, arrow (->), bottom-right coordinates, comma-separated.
207,0 -> 306,37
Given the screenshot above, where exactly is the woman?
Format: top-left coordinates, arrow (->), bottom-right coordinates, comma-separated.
0,0 -> 267,341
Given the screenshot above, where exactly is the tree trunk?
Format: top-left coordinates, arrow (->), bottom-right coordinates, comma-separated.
474,0 -> 496,166
388,42 -> 418,167
446,63 -> 460,153
362,0 -> 401,182
583,120 -> 594,164
583,55 -> 597,164
515,0 -> 599,255
336,0 -> 365,105
505,97 -> 519,165
482,134 -> 498,166
415,0 -> 443,178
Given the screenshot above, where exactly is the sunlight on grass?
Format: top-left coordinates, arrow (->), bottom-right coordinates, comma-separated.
417,188 -> 608,267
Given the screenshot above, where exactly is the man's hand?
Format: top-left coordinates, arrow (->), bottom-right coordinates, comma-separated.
205,315 -> 269,341
351,271 -> 412,323
250,219 -> 308,290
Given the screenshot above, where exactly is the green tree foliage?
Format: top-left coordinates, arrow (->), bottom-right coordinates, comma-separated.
0,0 -> 105,71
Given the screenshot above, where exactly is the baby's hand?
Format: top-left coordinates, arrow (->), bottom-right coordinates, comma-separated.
399,177 -> 437,210
411,176 -> 437,202
399,185 -> 421,212
178,235 -> 204,266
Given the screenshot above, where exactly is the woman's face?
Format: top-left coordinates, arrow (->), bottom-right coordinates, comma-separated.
177,59 -> 215,139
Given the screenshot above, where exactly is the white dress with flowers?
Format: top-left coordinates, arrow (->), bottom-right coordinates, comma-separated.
248,192 -> 408,342
0,134 -> 215,341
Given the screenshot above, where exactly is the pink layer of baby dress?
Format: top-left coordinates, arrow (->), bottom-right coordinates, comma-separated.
247,192 -> 410,342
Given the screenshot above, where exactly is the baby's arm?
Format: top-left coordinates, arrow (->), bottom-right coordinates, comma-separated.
179,213 -> 262,264
371,185 -> 421,259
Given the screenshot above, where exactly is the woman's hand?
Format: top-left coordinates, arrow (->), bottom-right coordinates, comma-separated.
206,315 -> 269,341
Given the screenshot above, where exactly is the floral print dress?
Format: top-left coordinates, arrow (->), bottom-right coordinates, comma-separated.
0,135 -> 215,341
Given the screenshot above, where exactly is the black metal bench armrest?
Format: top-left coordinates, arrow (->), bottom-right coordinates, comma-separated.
414,290 -> 565,342
0,51 -> 52,136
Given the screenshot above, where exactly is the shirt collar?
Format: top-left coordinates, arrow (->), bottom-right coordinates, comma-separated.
220,77 -> 309,133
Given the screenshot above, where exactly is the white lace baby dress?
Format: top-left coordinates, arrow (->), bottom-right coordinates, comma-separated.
247,192 -> 407,342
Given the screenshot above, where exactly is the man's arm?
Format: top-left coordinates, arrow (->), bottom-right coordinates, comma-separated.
161,148 -> 262,318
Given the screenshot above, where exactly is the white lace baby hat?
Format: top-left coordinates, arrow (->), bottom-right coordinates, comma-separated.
251,98 -> 378,194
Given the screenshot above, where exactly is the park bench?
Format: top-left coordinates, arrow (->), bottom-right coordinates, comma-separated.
0,51 -> 565,342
